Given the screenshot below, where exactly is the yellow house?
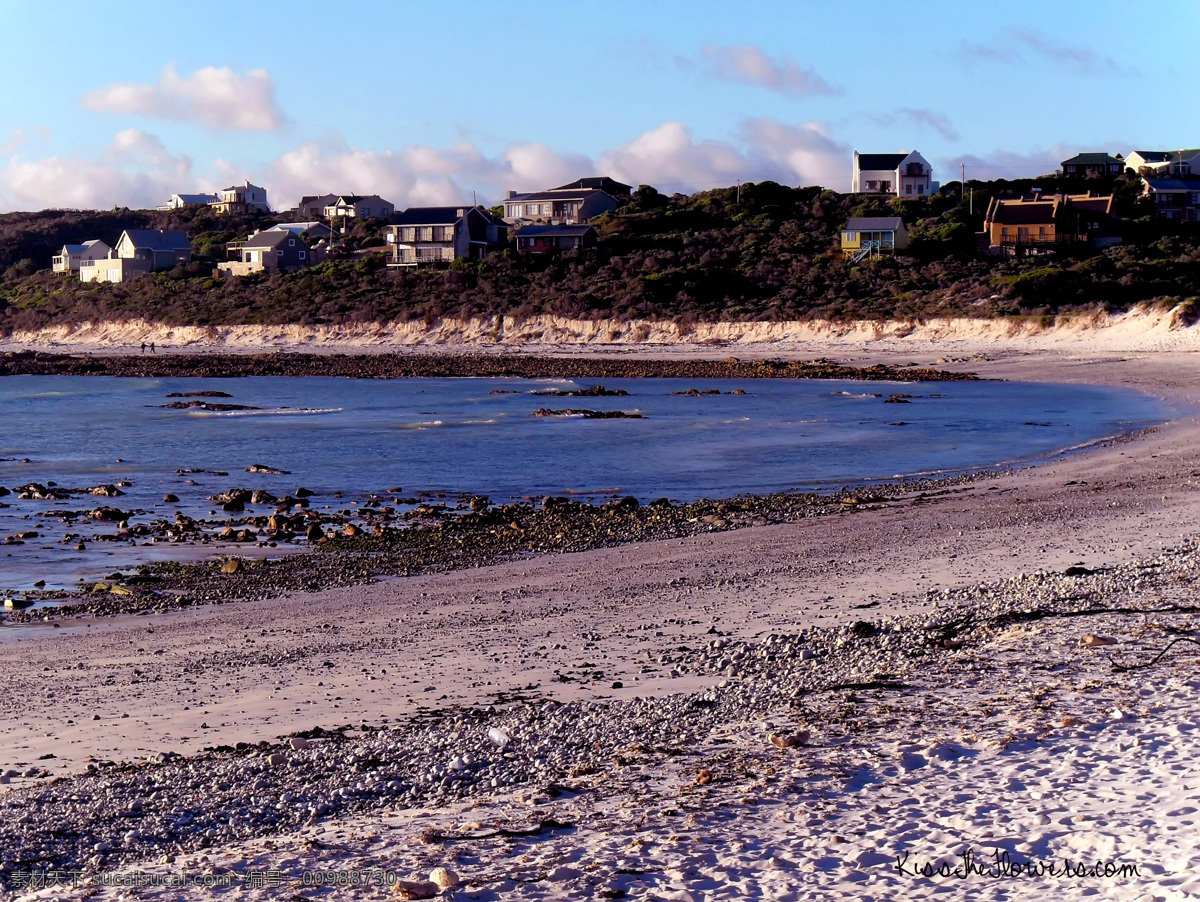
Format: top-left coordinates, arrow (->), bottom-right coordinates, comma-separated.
840,216 -> 909,260
983,193 -> 1115,251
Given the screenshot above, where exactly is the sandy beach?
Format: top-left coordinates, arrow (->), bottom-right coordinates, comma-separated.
3,337 -> 1200,900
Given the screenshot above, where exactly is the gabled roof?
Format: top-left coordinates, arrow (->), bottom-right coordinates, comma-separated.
844,216 -> 905,231
120,229 -> 191,251
505,188 -> 612,203
989,201 -> 1059,225
553,177 -> 632,195
516,224 -> 596,237
243,231 -> 301,250
268,222 -> 328,234
1131,149 -> 1200,163
331,194 -> 391,205
1061,152 -> 1122,165
1068,195 -> 1115,215
299,193 -> 339,206
60,244 -> 87,255
855,153 -> 908,171
173,193 -> 219,203
392,206 -> 467,226
82,239 -> 107,249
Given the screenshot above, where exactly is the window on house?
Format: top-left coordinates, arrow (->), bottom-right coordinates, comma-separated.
541,204 -> 551,214
866,181 -> 878,191
402,227 -> 416,242
880,181 -> 891,193
299,251 -> 306,260
419,227 -> 433,241
917,184 -> 924,195
276,250 -> 284,256
288,238 -> 295,246
905,184 -> 913,195
1038,227 -> 1047,239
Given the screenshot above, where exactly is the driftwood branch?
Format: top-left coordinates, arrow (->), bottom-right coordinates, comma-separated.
1110,637 -> 1200,672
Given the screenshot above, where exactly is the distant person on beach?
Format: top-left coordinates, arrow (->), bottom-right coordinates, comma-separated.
140,342 -> 146,354
150,342 -> 156,354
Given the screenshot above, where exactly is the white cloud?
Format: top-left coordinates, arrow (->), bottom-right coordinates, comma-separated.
82,64 -> 284,131
694,44 -> 841,97
0,119 -> 852,213
0,129 -> 195,211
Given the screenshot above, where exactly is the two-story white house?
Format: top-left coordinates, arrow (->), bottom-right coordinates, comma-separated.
52,239 -> 112,274
851,150 -> 937,197
323,195 -> 395,220
210,181 -> 270,214
1125,149 -> 1200,177
80,229 -> 191,284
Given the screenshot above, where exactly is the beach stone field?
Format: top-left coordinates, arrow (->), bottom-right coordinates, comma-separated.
2,348 -> 1200,901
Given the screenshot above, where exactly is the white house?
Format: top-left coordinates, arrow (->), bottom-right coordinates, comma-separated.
80,230 -> 191,283
1125,149 -> 1200,177
166,193 -> 219,210
323,195 -> 395,220
852,150 -> 938,197
210,181 -> 270,214
52,239 -> 111,274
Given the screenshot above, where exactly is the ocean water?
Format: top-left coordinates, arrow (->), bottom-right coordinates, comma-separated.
0,375 -> 1178,591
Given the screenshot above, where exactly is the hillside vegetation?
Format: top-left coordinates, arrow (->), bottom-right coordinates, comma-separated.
2,176 -> 1199,333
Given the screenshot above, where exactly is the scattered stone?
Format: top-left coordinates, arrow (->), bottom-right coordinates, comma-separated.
1082,635 -> 1117,646
220,560 -> 242,574
392,879 -> 439,900
429,867 -> 459,890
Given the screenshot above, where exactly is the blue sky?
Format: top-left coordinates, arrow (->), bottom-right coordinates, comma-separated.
0,0 -> 1194,211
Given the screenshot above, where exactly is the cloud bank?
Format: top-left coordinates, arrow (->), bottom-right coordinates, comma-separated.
0,119 -> 851,212
82,64 -> 285,131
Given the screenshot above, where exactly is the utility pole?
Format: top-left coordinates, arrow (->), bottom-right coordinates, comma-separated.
736,179 -> 741,204
961,162 -> 965,201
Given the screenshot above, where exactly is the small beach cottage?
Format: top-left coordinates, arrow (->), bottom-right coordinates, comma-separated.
840,217 -> 909,260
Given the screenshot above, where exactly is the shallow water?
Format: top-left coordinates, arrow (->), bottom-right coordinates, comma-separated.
0,375 -> 1179,591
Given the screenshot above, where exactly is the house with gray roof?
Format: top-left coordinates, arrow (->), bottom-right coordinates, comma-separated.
217,229 -> 314,276
166,192 -> 219,210
840,217 -> 909,260
1060,152 -> 1124,177
52,239 -> 111,274
852,151 -> 937,197
502,184 -> 618,225
1141,176 -> 1200,222
515,223 -> 598,254
385,206 -> 507,266
324,195 -> 395,220
79,229 -> 191,283
267,221 -> 333,241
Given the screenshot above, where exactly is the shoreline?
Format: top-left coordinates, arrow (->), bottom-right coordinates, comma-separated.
4,347 -> 1200,898
0,349 -> 974,381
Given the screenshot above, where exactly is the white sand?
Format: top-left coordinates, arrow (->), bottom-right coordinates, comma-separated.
4,341 -> 1200,900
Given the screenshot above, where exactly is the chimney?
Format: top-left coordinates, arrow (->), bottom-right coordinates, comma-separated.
507,190 -> 517,199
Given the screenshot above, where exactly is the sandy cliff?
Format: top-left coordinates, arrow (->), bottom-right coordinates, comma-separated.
2,304 -> 1199,355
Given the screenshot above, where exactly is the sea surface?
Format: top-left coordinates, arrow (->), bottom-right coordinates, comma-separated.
0,375 -> 1179,592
